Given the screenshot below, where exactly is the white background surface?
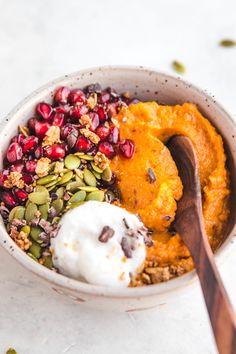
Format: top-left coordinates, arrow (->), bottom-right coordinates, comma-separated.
0,0 -> 236,353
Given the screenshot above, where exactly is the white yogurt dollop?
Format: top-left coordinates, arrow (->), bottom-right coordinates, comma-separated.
50,201 -> 146,288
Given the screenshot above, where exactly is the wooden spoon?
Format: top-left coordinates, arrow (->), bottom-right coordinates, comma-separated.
168,135 -> 236,354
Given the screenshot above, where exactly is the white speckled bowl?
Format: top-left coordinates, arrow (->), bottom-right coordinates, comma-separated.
0,66 -> 235,312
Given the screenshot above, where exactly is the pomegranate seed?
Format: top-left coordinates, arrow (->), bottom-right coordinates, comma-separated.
22,136 -> 38,153
22,173 -> 34,185
119,139 -> 135,159
7,143 -> 23,163
11,134 -> 25,144
25,160 -> 37,173
54,86 -> 70,105
75,136 -> 93,153
97,106 -> 107,122
44,144 -> 66,160
11,162 -> 24,173
54,104 -> 70,114
52,113 -> 65,128
96,125 -> 110,141
70,105 -> 89,119
0,191 -> 17,208
28,117 -> 37,132
88,112 -> 99,131
108,126 -> 120,144
34,146 -> 43,159
36,102 -> 53,120
107,103 -> 117,118
61,123 -> 76,139
99,91 -> 110,104
98,142 -> 115,158
13,188 -> 28,203
35,120 -> 50,139
0,169 -> 9,188
69,89 -> 86,104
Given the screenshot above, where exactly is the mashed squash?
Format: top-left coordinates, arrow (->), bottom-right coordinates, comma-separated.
111,102 -> 230,282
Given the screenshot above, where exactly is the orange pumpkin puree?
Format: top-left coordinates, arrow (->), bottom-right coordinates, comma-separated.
111,102 -> 230,278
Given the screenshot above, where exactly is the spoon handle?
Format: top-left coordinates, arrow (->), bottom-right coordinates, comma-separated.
191,221 -> 236,354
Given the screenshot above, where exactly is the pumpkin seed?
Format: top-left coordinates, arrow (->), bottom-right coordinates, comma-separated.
68,190 -> 86,204
66,180 -> 84,192
25,203 -> 38,222
37,174 -> 57,185
29,242 -> 41,259
83,168 -> 96,187
74,169 -> 84,179
86,190 -> 105,202
27,252 -> 39,262
30,226 -> 42,242
51,199 -> 64,215
79,186 -> 98,192
56,186 -> 65,199
74,153 -> 94,160
65,154 -> 81,169
92,171 -> 101,179
47,185 -> 57,192
91,162 -> 103,173
57,171 -> 73,185
39,203 -> 50,220
20,225 -> 31,236
52,216 -> 61,223
172,60 -> 186,74
68,201 -> 85,209
102,166 -> 112,181
43,255 -> 53,269
48,162 -> 56,173
6,348 -> 17,354
8,206 -> 25,222
28,186 -> 50,205
219,39 -> 236,47
44,178 -> 60,189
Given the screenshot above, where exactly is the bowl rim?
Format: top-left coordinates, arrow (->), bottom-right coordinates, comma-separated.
0,65 -> 235,298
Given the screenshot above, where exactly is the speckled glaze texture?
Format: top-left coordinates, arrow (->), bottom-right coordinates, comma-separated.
0,66 -> 235,312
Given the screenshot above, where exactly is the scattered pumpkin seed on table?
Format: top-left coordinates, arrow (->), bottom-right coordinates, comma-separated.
219,39 -> 236,47
64,154 -> 81,169
172,60 -> 186,74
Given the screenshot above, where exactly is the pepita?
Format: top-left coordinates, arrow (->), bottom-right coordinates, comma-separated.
65,154 -> 81,170
74,153 -> 94,160
102,166 -> 112,181
219,39 -> 236,47
25,203 -> 38,222
68,201 -> 85,209
8,206 -> 25,222
30,226 -> 43,242
92,171 -> 101,179
57,171 -> 73,185
51,199 -> 64,215
79,186 -> 98,192
83,168 -> 96,187
27,252 -> 39,262
52,216 -> 61,223
28,186 -> 50,205
55,187 -> 65,199
43,255 -> 53,269
86,190 -> 105,202
44,178 -> 60,189
172,60 -> 186,74
91,162 -> 103,173
28,241 -> 41,259
37,174 -> 57,185
20,225 -> 31,236
68,190 -> 86,204
38,203 -> 50,220
66,180 -> 83,192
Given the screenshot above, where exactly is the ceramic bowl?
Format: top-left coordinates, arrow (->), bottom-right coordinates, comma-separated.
0,66 -> 235,312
